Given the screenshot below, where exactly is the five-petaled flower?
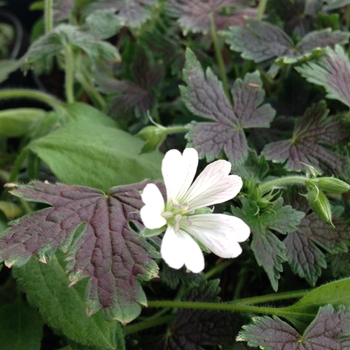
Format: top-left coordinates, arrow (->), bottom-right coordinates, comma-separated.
140,148 -> 250,273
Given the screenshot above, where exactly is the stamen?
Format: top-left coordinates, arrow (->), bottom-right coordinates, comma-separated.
161,211 -> 173,218
174,214 -> 181,232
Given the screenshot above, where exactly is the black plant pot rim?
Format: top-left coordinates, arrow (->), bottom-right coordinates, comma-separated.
0,10 -> 26,59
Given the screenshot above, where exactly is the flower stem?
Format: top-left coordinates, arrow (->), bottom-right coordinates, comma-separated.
146,300 -> 302,318
204,259 -> 233,279
0,89 -> 64,111
65,44 -> 75,104
259,176 -> 308,194
209,12 -> 230,102
124,314 -> 175,335
44,0 -> 54,33
229,289 -> 310,305
166,125 -> 189,134
256,0 -> 268,20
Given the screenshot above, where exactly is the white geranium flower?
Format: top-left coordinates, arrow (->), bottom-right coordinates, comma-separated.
140,148 -> 250,273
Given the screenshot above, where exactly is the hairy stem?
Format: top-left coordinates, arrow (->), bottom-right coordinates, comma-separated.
147,298 -> 310,318
209,12 -> 230,101
166,125 -> 189,134
256,0 -> 268,20
65,45 -> 75,104
124,315 -> 175,335
0,89 -> 64,111
44,0 -> 54,33
259,176 -> 308,194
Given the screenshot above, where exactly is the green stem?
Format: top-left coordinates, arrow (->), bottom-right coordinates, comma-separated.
44,0 -> 54,33
256,0 -> 268,20
259,176 -> 308,195
124,314 -> 175,335
229,289 -> 310,305
347,5 -> 350,30
204,259 -> 233,279
75,70 -> 106,109
209,12 -> 230,101
65,45 -> 75,104
166,125 -> 189,134
0,89 -> 64,111
125,289 -> 310,336
1,149 -> 29,201
147,300 -> 313,319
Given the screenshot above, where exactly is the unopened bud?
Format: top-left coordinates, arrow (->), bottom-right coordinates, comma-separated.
136,126 -> 167,153
312,177 -> 350,194
307,187 -> 334,227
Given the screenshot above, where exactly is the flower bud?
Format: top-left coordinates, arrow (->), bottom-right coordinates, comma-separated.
312,177 -> 350,194
307,187 -> 334,227
136,125 -> 167,153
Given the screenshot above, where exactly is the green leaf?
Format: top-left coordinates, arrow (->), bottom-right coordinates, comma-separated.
84,0 -> 157,29
0,59 -> 22,84
296,45 -> 350,107
231,198 -> 304,291
0,299 -> 43,350
280,278 -> 350,331
238,305 -> 350,349
1,181 -> 159,323
0,108 -> 46,137
27,119 -> 162,191
23,24 -> 120,74
84,9 -> 123,39
63,102 -> 118,127
182,48 -> 275,164
13,252 -> 125,349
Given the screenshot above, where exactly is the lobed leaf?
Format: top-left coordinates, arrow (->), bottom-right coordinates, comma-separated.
53,0 -> 74,21
182,49 -> 275,164
221,19 -> 349,64
96,47 -> 163,122
166,0 -> 256,34
296,45 -> 350,107
231,198 -> 304,291
238,305 -> 350,349
23,24 -> 119,74
84,0 -> 157,28
323,0 -> 350,10
263,102 -> 349,174
0,181 -> 160,323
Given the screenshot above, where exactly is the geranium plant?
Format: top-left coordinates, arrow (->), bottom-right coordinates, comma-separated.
1,0 -> 350,349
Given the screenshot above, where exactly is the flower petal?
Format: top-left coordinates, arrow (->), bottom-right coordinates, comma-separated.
183,160 -> 243,210
161,226 -> 204,273
162,148 -> 198,203
140,183 -> 166,229
183,214 -> 250,258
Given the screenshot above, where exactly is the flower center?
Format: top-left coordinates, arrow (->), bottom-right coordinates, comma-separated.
161,199 -> 194,232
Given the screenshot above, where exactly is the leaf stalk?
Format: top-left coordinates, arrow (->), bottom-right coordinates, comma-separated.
209,12 -> 230,102
44,0 -> 54,33
65,44 -> 75,104
259,176 -> 308,194
256,0 -> 268,20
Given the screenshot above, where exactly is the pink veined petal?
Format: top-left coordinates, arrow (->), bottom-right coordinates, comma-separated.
161,226 -> 205,273
183,160 -> 243,210
162,148 -> 198,203
183,214 -> 250,258
140,183 -> 166,229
